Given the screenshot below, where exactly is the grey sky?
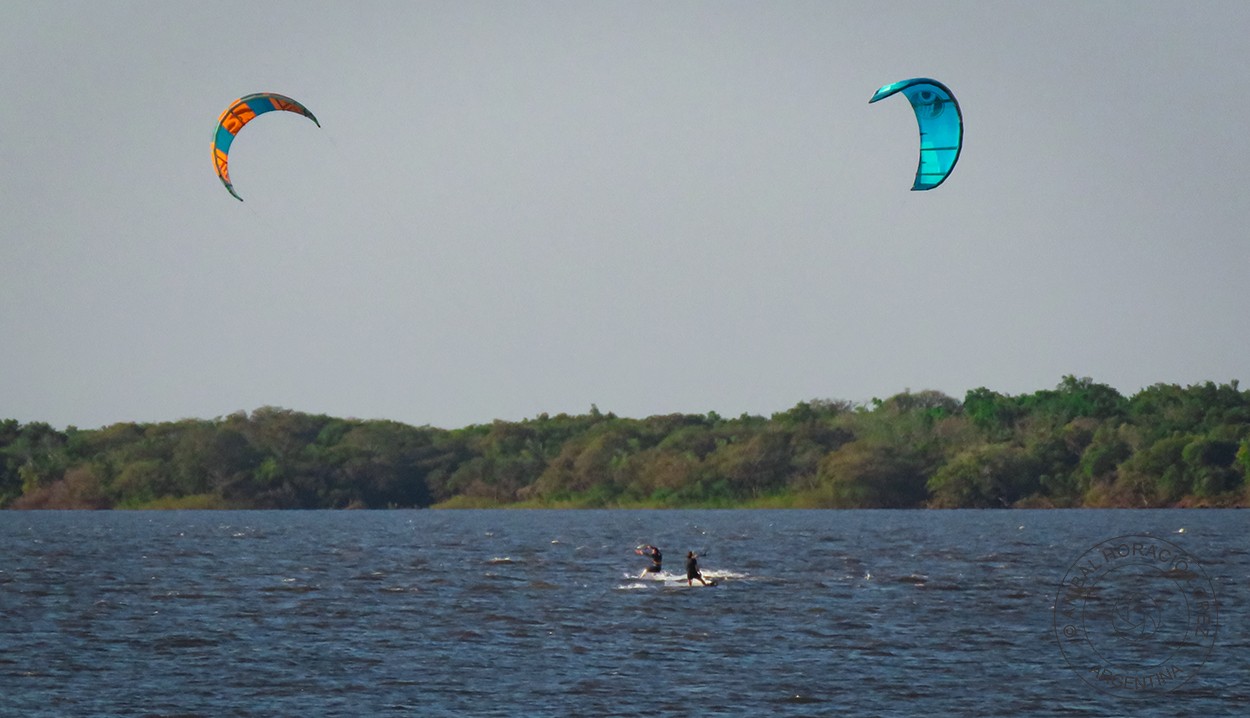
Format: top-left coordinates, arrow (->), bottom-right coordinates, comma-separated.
3,1 -> 1248,430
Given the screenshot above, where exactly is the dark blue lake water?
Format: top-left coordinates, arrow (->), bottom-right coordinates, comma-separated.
1,510 -> 1246,717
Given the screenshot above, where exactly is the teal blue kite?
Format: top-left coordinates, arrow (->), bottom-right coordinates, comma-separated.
212,93 -> 320,201
870,78 -> 962,191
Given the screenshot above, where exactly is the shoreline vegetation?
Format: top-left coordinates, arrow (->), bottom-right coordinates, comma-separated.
3,377 -> 1248,510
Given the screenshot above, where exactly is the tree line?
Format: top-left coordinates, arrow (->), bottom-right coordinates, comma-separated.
2,377 -> 1247,510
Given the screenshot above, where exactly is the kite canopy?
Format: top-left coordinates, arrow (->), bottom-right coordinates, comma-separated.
870,78 -> 962,191
211,92 -> 320,201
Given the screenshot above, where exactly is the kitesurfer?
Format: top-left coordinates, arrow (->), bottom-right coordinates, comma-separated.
686,551 -> 710,586
637,545 -> 662,578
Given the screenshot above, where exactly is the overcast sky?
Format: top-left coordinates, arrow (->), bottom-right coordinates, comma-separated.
3,1 -> 1248,430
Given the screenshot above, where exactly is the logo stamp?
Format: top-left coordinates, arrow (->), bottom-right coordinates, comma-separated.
1054,534 -> 1217,693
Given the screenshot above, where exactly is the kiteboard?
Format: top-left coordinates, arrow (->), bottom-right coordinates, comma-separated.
671,575 -> 719,588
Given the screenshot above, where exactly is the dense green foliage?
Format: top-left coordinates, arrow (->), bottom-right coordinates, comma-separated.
3,378 -> 1248,509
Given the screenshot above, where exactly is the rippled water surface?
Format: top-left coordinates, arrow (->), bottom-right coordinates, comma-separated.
1,509 -> 1247,716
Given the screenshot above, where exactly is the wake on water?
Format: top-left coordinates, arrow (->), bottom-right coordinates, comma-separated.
615,568 -> 748,590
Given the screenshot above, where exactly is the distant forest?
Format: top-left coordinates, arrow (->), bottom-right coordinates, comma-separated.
3,377 -> 1248,510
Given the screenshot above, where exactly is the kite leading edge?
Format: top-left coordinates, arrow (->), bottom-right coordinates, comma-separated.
870,78 -> 962,191
211,93 -> 320,201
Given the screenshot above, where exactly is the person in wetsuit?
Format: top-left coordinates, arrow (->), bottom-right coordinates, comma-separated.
685,551 -> 710,586
637,545 -> 662,578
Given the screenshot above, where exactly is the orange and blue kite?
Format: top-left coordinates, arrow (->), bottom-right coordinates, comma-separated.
212,93 -> 320,201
